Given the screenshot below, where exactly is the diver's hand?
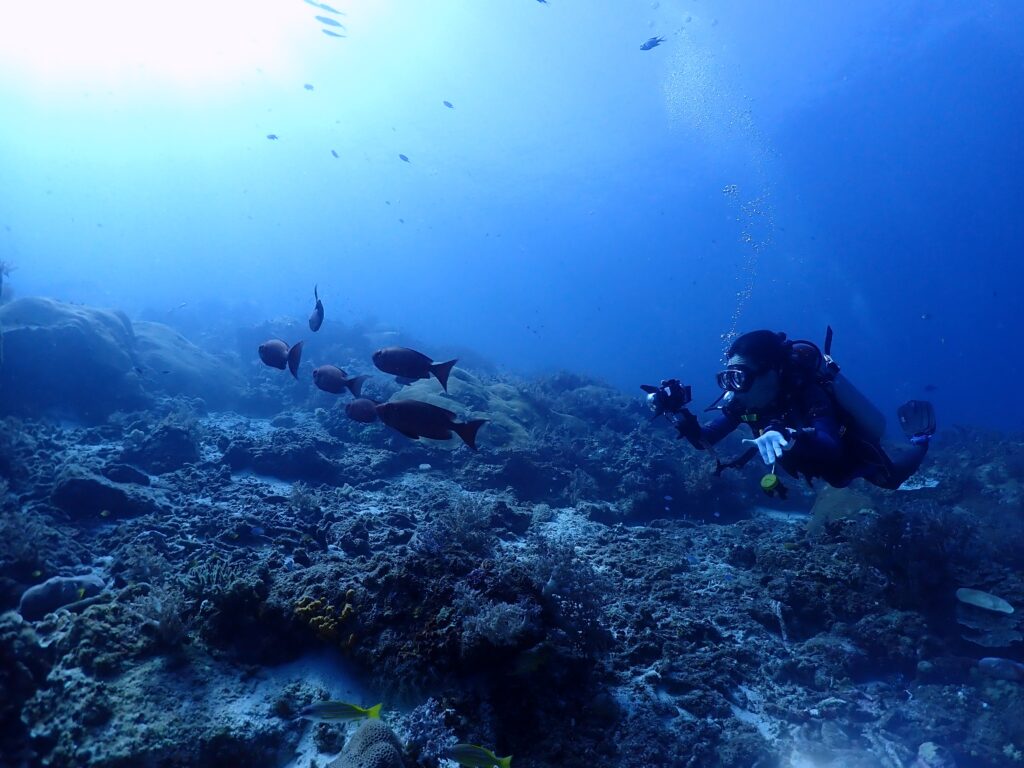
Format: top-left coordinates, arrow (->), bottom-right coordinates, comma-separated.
671,408 -> 701,441
743,430 -> 793,465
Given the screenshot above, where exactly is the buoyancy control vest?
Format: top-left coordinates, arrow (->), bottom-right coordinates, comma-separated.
785,326 -> 886,443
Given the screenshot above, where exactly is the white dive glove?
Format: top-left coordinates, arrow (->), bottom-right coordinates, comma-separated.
743,430 -> 794,465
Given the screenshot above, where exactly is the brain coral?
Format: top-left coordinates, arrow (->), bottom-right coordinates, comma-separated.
328,720 -> 404,768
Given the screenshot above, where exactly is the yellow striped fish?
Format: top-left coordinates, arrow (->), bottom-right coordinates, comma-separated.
443,744 -> 512,768
297,701 -> 382,722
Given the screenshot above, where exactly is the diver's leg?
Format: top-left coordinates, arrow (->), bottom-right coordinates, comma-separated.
865,442 -> 929,490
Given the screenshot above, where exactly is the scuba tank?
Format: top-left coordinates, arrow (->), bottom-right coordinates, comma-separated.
789,326 -> 886,443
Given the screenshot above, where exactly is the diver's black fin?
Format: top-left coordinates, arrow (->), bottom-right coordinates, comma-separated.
897,400 -> 936,442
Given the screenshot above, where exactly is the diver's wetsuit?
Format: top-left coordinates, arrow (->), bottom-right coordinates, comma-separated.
676,377 -> 928,490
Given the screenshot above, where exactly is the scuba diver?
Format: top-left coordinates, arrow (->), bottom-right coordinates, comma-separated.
643,328 -> 936,495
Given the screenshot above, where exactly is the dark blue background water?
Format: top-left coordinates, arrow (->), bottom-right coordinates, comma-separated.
1,0 -> 1020,432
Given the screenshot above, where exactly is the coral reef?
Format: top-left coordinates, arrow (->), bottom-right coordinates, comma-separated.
1,313 -> 1022,767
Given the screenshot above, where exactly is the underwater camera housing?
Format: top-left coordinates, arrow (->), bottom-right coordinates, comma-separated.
641,378 -> 692,419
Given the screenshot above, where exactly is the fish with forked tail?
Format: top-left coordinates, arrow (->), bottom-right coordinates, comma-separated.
376,399 -> 485,450
309,285 -> 324,332
297,700 -> 382,722
313,365 -> 368,397
258,339 -> 303,379
443,743 -> 512,768
372,346 -> 457,392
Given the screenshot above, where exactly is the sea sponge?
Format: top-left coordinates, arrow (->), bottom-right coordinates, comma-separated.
328,720 -> 405,768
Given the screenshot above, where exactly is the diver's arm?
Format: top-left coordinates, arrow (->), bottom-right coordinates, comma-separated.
784,414 -> 843,463
672,409 -> 740,450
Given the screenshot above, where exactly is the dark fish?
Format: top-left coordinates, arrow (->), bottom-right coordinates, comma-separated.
331,150 -> 339,158
313,365 -> 369,397
309,284 -> 324,332
258,339 -> 303,379
376,400 -> 486,450
316,15 -> 344,27
266,134 -> 279,140
398,154 -> 410,163
640,36 -> 665,50
346,398 -> 380,423
443,100 -> 454,108
322,29 -> 345,38
304,83 -> 314,91
303,0 -> 346,14
302,0 -> 344,12
372,347 -> 457,392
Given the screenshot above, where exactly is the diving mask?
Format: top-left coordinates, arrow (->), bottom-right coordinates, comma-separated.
716,365 -> 759,393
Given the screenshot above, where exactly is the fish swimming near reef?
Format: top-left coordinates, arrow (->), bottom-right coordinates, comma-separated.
443,743 -> 512,768
443,100 -> 454,108
345,398 -> 380,423
258,339 -> 304,379
372,346 -> 457,392
322,29 -> 345,38
309,285 -> 324,331
297,701 -> 382,722
398,153 -> 410,163
316,15 -> 344,27
376,399 -> 486,450
979,657 -> 1024,683
640,36 -> 665,50
313,365 -> 369,397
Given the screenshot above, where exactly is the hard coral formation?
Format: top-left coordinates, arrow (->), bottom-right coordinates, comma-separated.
18,573 -> 106,621
0,298 -> 145,421
329,720 -> 406,768
295,595 -> 357,645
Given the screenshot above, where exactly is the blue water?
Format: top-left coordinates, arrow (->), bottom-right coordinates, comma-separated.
1,0 -> 1021,432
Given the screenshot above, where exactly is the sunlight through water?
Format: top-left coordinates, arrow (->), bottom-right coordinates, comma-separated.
0,1 -> 321,92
